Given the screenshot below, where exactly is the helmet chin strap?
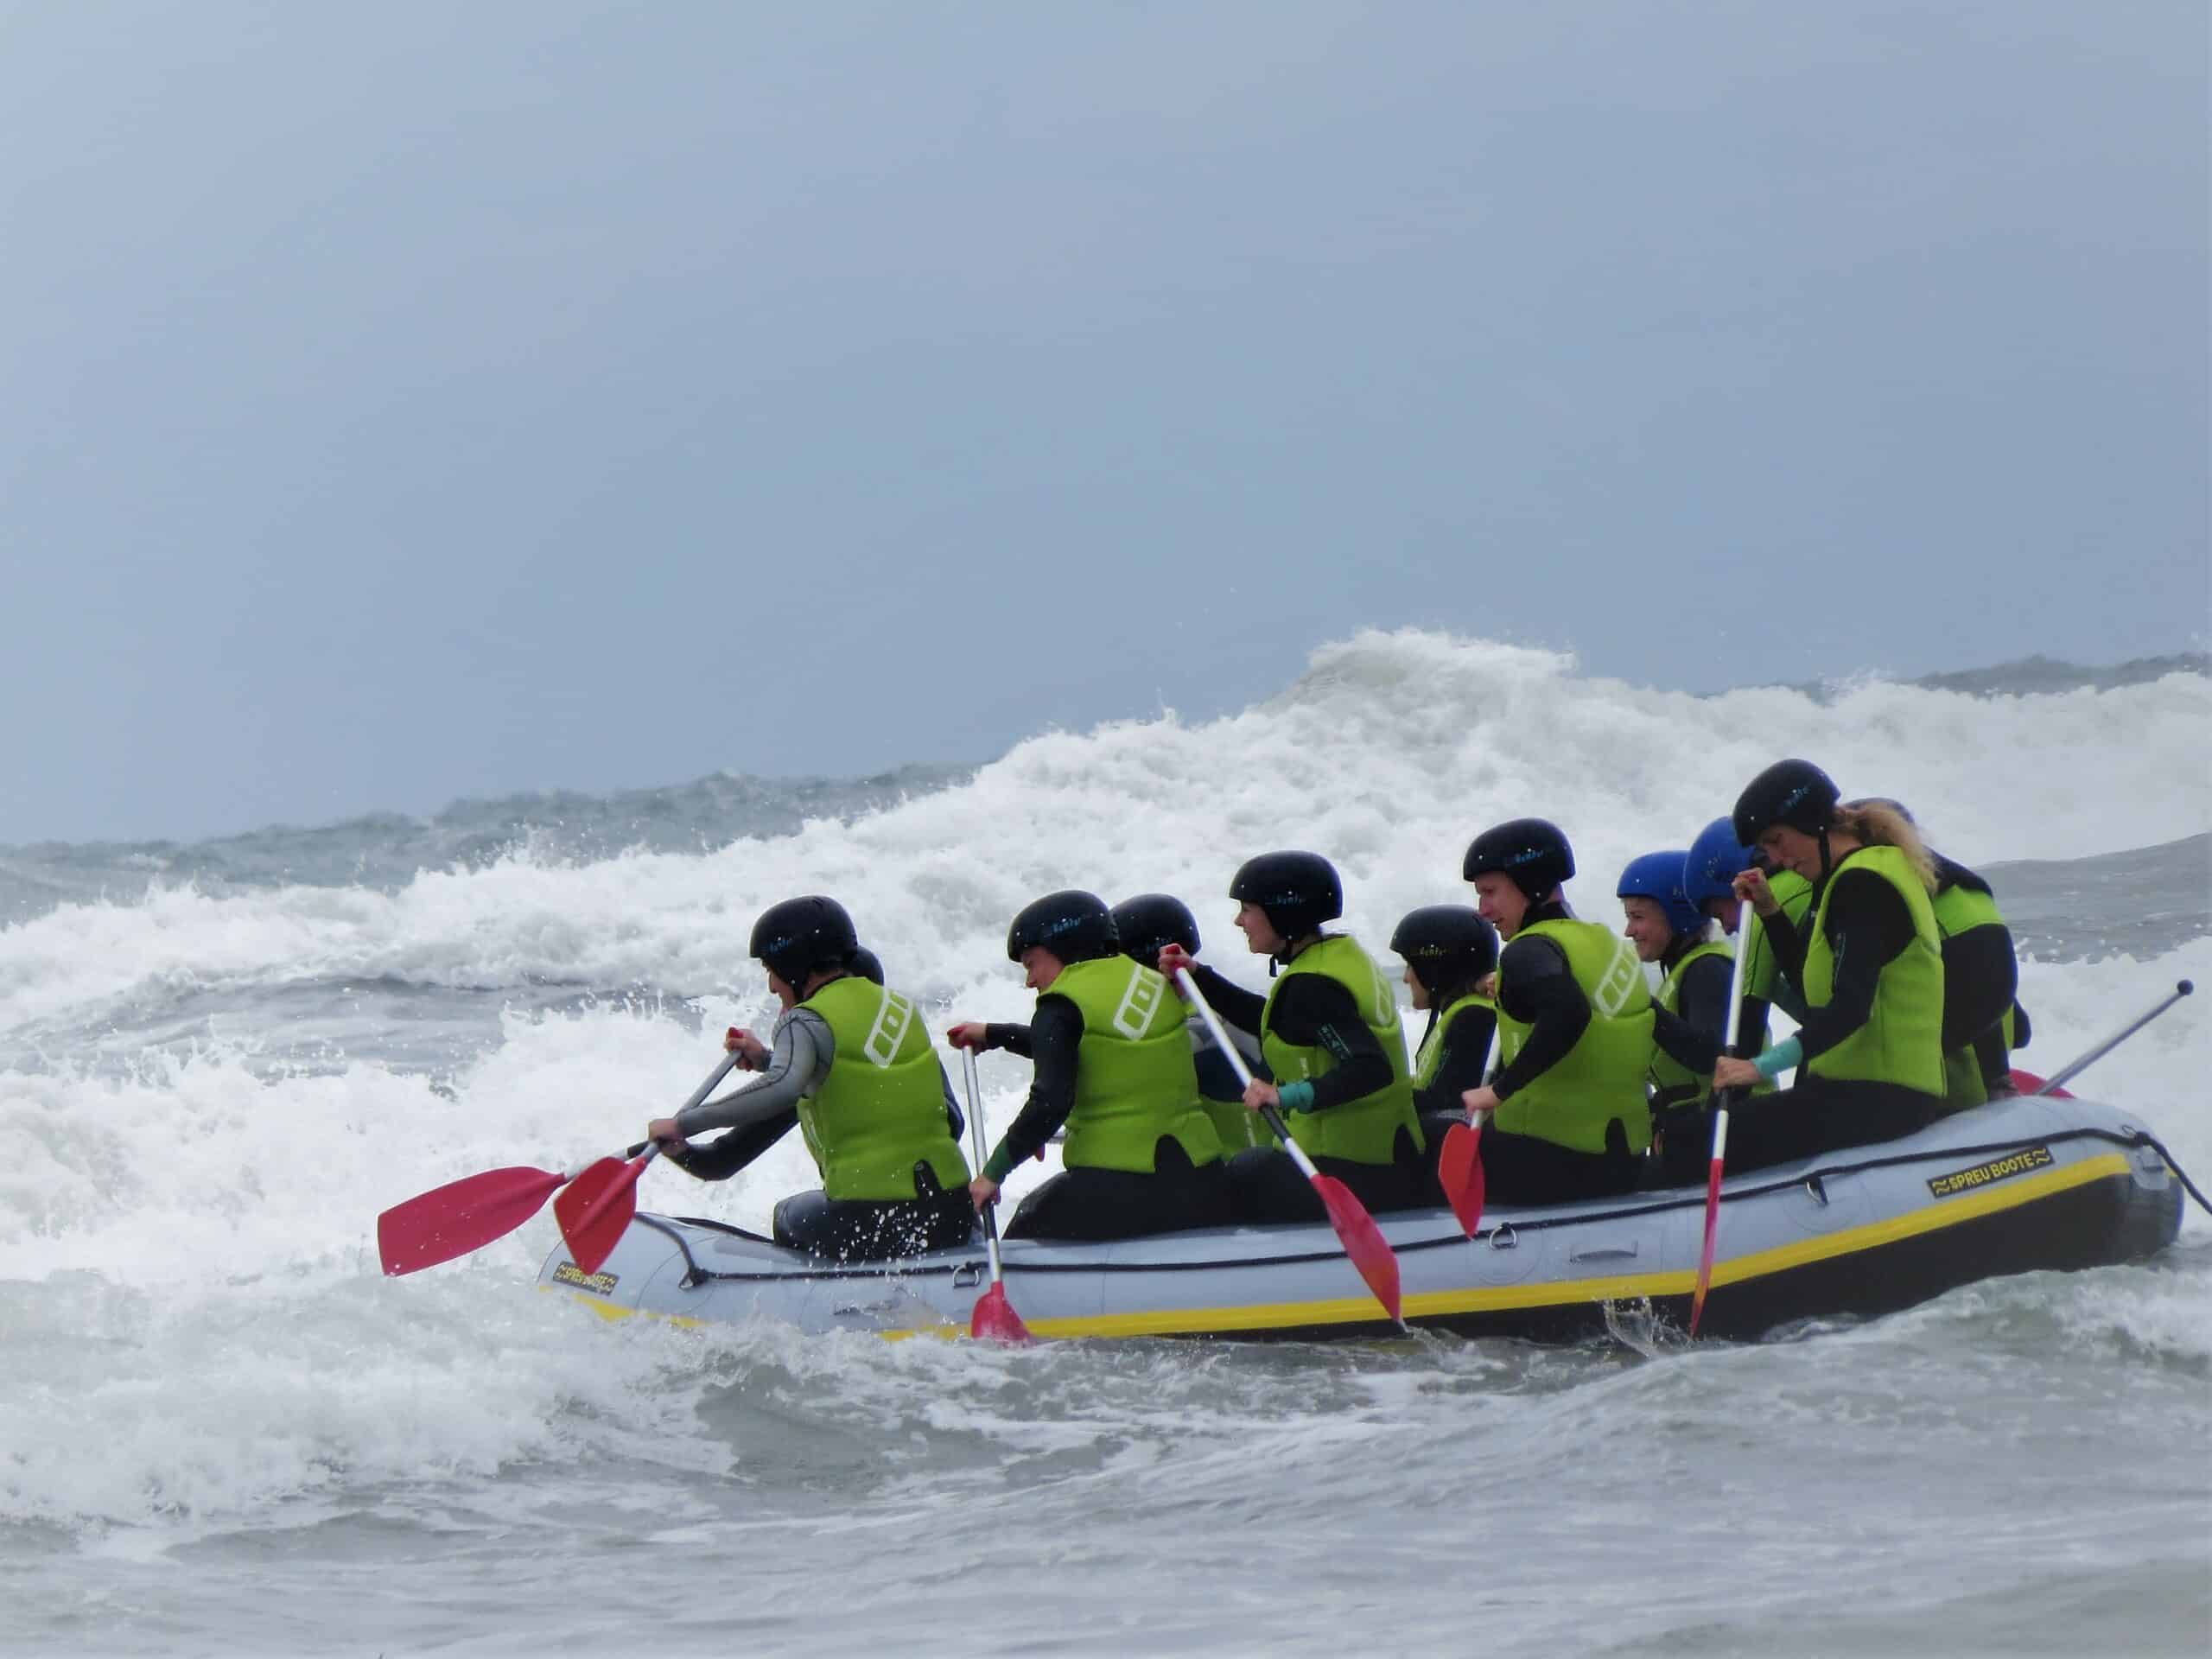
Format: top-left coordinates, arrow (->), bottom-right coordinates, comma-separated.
1816,825 -> 1834,883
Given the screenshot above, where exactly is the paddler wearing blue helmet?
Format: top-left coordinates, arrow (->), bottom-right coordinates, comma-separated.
1157,852 -> 1429,1224
645,896 -> 976,1262
1645,817 -> 1819,1183
1617,849 -> 1735,1125
1683,813 -> 1815,1045
1459,819 -> 1652,1205
1710,762 -> 1949,1170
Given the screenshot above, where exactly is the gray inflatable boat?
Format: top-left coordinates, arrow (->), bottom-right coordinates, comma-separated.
537,1094 -> 2184,1342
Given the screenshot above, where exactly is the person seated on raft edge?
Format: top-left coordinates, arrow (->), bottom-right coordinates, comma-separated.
1684,815 -> 1816,1044
1156,851 -> 1430,1223
1389,905 -> 1500,1166
1649,818 -> 1818,1185
849,945 -> 968,1144
1111,891 -> 1271,1154
1616,849 -> 1736,1187
1459,819 -> 1652,1205
644,897 -> 976,1262
646,942 -> 968,1178
1708,761 -> 1950,1172
947,890 -> 1233,1242
1842,798 -> 2030,1114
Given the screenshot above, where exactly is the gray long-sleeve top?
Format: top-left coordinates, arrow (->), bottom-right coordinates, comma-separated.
671,1005 -> 965,1145
674,1008 -> 831,1139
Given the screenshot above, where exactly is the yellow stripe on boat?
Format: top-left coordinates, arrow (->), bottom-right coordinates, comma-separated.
941,1151 -> 2136,1341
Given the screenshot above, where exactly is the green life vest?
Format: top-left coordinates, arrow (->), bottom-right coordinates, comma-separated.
1411,992 -> 1498,1090
1930,878 -> 2012,1109
1185,1013 -> 1267,1152
1741,870 -> 1815,1020
1649,937 -> 1733,1110
1798,846 -> 1946,1096
1493,918 -> 1655,1155
1259,935 -> 1421,1166
1203,1096 -> 1265,1154
1047,957 -> 1222,1174
798,976 -> 972,1202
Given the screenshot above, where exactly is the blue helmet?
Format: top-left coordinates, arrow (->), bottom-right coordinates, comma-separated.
1683,817 -> 1758,912
1616,851 -> 1702,941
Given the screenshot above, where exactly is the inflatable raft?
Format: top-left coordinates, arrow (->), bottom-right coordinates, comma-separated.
537,1093 -> 2185,1342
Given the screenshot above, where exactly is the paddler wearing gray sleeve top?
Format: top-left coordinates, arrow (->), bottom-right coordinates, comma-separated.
644,1012 -> 822,1180
646,895 -> 975,1261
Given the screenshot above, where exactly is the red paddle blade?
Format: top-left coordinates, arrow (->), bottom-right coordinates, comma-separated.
554,1155 -> 646,1276
1688,1155 -> 1726,1338
1310,1173 -> 1402,1324
1438,1120 -> 1485,1237
969,1284 -> 1034,1344
378,1165 -> 565,1276
2010,1067 -> 2067,1098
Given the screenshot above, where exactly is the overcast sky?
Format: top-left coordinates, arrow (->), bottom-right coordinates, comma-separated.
3,1 -> 2204,844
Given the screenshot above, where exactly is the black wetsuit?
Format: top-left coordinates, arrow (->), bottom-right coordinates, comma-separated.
1475,903 -> 1643,1206
1934,855 -> 2026,1103
1185,957 -> 1430,1222
1714,863 -> 1946,1173
976,999 -> 1234,1242
1647,938 -> 1737,1184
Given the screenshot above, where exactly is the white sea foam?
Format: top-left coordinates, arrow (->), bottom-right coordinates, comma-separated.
0,632 -> 2204,1041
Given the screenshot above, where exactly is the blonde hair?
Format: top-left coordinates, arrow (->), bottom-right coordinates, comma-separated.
1832,800 -> 1938,894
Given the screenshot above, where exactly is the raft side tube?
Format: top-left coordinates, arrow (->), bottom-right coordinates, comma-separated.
536,1096 -> 2183,1342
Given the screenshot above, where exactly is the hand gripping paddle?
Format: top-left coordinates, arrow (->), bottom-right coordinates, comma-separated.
960,1047 -> 1033,1344
556,1033 -> 746,1276
1175,968 -> 1402,1325
1688,936 -> 1757,1338
1435,1027 -> 1502,1237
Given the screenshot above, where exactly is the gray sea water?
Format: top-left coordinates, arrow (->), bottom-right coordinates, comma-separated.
2,639 -> 2207,1656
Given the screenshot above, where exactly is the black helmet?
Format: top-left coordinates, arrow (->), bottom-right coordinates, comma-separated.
1462,818 -> 1574,899
1110,893 -> 1199,964
1732,760 -> 1840,845
847,946 -> 885,986
1229,851 -> 1343,941
1389,905 -> 1499,995
750,895 -> 860,987
1006,889 -> 1118,964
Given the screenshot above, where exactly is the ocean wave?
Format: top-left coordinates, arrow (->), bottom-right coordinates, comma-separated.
1,631 -> 2204,1054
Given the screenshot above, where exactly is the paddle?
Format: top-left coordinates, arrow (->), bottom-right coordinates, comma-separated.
1174,967 -> 1403,1324
960,1047 -> 1033,1344
1436,1026 -> 1501,1236
1688,925 -> 1758,1339
378,1162 -> 579,1276
2031,979 -> 2194,1098
555,1032 -> 746,1277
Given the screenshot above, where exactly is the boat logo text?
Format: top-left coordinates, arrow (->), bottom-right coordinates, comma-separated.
1925,1144 -> 2053,1198
553,1263 -> 620,1294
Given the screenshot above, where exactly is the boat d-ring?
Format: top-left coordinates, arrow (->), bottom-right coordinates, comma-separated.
1803,1174 -> 1830,1207
1489,1222 -> 1519,1251
952,1262 -> 982,1289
